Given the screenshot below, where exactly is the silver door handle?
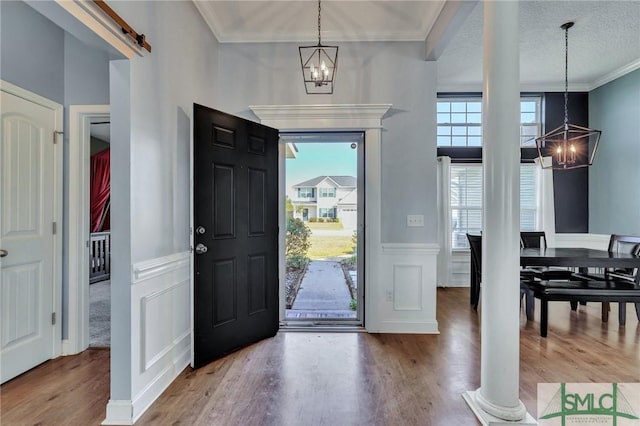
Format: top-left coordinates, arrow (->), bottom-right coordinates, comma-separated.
0,249 -> 7,258
195,243 -> 208,255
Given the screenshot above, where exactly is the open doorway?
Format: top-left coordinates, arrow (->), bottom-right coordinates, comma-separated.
88,119 -> 111,347
282,132 -> 364,325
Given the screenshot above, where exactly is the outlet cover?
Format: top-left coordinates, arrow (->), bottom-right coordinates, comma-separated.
407,214 -> 424,227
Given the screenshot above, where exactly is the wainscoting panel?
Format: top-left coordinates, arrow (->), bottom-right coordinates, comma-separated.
393,265 -> 422,311
373,244 -> 439,334
130,251 -> 191,422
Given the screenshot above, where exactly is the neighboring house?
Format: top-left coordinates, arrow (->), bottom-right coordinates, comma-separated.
290,176 -> 357,227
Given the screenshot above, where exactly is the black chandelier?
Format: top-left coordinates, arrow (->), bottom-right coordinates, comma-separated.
298,0 -> 338,94
535,22 -> 601,170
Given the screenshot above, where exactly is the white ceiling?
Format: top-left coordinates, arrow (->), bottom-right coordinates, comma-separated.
194,0 -> 640,91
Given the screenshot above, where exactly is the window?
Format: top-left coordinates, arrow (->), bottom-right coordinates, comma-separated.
437,100 -> 482,147
318,188 -> 336,198
451,164 -> 539,250
297,188 -> 314,198
437,96 -> 542,147
319,208 -> 336,218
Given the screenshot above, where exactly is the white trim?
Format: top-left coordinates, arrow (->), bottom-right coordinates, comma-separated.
250,104 -> 390,331
52,0 -> 146,59
132,252 -> 191,284
590,58 -> 640,91
103,400 -> 134,426
250,104 -> 392,130
381,243 -> 440,255
0,80 -> 64,360
462,391 -> 537,426
65,105 -> 110,355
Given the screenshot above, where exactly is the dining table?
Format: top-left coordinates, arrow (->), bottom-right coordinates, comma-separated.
469,247 -> 640,306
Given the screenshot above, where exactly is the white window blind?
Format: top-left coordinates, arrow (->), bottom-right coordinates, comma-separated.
451,164 -> 538,249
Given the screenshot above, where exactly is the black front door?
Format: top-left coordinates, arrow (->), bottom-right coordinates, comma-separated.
193,104 -> 279,368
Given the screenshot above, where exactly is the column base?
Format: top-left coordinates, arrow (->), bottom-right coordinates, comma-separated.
462,391 -> 537,425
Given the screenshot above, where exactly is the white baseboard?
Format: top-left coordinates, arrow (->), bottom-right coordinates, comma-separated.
102,400 -> 134,425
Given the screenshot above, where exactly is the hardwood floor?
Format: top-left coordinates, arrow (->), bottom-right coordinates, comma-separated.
1,288 -> 639,425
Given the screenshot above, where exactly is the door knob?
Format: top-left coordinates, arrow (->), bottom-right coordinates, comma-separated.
195,243 -> 208,255
0,249 -> 7,258
196,226 -> 206,235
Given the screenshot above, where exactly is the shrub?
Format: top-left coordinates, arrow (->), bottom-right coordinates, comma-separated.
351,230 -> 358,253
349,298 -> 357,311
333,218 -> 340,223
286,218 -> 311,266
318,218 -> 325,223
309,217 -> 317,223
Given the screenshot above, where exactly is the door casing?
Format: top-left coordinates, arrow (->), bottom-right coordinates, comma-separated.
65,105 -> 110,355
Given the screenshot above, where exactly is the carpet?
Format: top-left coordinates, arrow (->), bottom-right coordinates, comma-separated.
90,280 -> 110,347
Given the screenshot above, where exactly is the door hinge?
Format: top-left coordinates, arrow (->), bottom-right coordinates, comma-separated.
51,312 -> 56,325
52,222 -> 57,235
53,130 -> 63,144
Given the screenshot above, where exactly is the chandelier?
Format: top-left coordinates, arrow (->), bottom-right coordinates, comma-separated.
298,0 -> 338,94
535,22 -> 601,170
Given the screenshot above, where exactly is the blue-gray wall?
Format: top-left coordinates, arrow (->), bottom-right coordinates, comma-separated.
589,69 -> 640,235
216,41 -> 437,244
1,0 -> 111,339
0,0 -> 64,103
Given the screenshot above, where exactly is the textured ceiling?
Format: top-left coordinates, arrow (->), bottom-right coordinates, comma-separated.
194,1 -> 640,90
437,1 -> 640,91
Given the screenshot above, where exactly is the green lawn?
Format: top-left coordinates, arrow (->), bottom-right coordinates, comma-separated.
307,222 -> 344,231
307,235 -> 354,260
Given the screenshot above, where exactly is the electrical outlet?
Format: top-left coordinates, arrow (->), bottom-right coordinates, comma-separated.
407,214 -> 424,227
386,289 -> 393,302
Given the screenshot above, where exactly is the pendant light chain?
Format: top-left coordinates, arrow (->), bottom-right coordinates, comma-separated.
317,0 -> 322,45
563,24 -> 569,130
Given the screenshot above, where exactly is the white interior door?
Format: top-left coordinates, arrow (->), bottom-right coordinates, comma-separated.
1,87 -> 60,383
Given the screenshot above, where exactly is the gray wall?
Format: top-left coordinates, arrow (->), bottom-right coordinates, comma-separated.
1,1 -> 110,339
589,69 -> 640,235
216,41 -> 437,243
104,1 -> 218,399
0,0 -> 64,103
107,0 -> 219,263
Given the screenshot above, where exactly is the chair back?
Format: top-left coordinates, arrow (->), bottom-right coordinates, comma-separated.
521,231 -> 547,249
466,234 -> 482,275
606,235 -> 640,284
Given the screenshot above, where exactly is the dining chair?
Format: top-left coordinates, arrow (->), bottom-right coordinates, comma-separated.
573,234 -> 640,323
467,233 -> 534,318
520,231 -> 575,280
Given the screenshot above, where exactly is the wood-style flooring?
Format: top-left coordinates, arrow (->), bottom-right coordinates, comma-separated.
1,288 -> 639,425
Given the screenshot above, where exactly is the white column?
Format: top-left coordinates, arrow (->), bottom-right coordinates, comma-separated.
462,1 -> 535,424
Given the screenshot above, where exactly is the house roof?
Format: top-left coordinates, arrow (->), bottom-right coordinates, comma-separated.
293,175 -> 356,188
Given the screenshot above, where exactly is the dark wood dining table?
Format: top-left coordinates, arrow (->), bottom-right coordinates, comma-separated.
469,247 -> 640,305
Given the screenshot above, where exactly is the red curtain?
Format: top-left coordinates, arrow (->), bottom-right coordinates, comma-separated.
90,149 -> 110,232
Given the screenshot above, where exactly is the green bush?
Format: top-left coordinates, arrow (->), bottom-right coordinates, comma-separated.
318,218 -> 325,223
349,298 -> 357,311
286,218 -> 311,267
309,217 -> 317,223
351,230 -> 358,253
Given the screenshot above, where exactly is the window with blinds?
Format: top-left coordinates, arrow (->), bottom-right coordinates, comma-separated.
451,164 -> 538,249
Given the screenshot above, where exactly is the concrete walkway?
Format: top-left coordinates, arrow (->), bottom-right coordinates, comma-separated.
291,260 -> 352,311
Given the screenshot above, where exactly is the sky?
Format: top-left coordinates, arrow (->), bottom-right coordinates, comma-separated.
286,142 -> 358,189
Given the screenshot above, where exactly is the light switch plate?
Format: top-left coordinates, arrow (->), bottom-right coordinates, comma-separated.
407,214 -> 424,227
